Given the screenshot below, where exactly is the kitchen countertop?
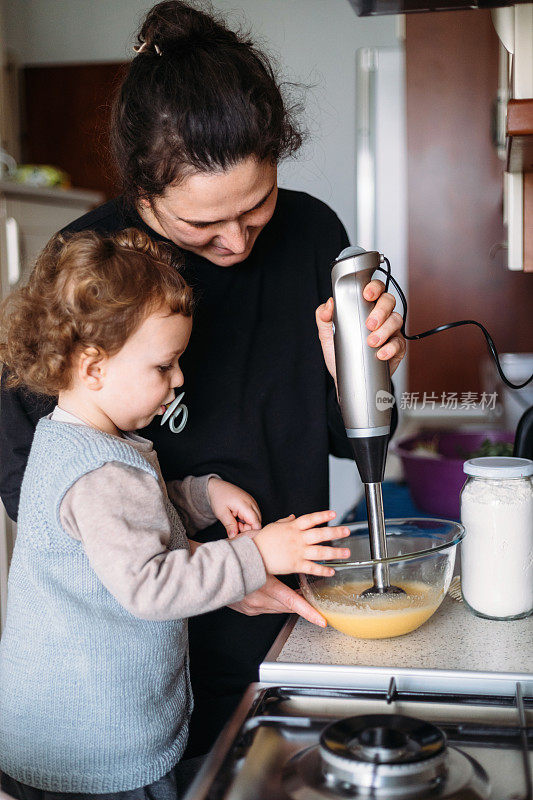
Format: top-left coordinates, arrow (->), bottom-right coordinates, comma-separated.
0,179 -> 103,206
260,594 -> 533,697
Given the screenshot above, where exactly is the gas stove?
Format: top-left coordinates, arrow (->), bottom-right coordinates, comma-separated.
184,680 -> 532,800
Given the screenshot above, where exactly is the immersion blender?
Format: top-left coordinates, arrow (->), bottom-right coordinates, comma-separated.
331,246 -> 403,596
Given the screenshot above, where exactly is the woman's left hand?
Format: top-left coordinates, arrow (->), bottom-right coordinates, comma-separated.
208,478 -> 262,538
316,280 -> 406,383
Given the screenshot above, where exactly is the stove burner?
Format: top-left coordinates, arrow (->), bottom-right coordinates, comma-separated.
284,745 -> 491,800
321,713 -> 447,765
318,714 -> 448,796
359,724 -> 409,754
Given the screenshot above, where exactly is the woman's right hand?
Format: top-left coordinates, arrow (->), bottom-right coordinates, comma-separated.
253,510 -> 350,577
228,575 -> 328,626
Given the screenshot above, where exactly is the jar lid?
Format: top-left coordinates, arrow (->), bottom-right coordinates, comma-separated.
463,456 -> 533,478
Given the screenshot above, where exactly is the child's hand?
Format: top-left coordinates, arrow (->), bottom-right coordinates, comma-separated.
208,478 -> 262,538
253,511 -> 351,576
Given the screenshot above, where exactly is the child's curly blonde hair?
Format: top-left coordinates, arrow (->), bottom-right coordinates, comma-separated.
0,228 -> 193,396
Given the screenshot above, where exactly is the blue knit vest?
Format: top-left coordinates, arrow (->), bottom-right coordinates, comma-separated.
0,418 -> 192,792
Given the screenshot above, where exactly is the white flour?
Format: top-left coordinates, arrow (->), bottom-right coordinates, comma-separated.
461,478 -> 533,618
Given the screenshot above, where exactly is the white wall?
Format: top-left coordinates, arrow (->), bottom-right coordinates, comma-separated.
4,0 -> 402,517
4,0 -> 399,242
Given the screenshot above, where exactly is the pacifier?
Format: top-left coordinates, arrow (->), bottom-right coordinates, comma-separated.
161,392 -> 188,434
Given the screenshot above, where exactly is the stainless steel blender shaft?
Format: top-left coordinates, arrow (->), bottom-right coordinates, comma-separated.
364,482 -> 390,590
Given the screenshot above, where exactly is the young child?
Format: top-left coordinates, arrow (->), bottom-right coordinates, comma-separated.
0,229 -> 349,800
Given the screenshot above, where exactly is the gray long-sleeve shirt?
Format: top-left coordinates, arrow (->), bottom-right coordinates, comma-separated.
52,407 -> 267,621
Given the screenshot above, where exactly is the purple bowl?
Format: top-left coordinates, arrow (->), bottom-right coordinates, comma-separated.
390,430 -> 514,518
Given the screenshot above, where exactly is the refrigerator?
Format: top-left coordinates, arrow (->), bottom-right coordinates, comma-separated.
329,44 -> 408,519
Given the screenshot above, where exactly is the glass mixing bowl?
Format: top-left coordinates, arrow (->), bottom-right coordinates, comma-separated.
300,518 -> 465,640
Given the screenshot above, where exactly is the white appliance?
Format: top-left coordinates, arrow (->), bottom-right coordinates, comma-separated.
329,44 -> 407,519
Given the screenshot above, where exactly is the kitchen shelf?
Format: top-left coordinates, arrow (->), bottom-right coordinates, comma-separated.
506,98 -> 533,172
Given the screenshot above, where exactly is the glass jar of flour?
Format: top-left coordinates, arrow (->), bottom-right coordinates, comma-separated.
460,457 -> 533,620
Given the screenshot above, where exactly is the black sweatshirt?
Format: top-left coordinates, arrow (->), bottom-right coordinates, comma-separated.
0,188 -> 399,755
0,188 -> 397,523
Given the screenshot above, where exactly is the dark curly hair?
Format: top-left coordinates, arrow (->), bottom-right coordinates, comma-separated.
0,229 -> 193,396
111,0 -> 304,206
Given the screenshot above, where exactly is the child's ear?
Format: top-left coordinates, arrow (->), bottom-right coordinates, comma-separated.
77,346 -> 107,391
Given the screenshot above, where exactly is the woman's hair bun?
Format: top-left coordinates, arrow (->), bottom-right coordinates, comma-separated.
136,0 -> 238,55
115,0 -> 304,203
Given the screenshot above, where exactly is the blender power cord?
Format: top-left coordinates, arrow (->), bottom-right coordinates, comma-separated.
376,256 -> 533,391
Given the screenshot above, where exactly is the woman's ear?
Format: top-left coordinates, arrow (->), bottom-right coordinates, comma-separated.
77,346 -> 107,391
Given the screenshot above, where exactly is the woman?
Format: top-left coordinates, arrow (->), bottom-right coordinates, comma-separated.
0,0 -> 405,756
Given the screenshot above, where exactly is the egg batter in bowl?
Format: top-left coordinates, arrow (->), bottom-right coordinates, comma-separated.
304,579 -> 444,639
299,518 -> 465,640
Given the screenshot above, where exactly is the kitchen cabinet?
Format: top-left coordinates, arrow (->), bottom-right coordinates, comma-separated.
405,10 -> 533,400
493,4 -> 533,271
506,99 -> 533,271
507,98 -> 533,171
